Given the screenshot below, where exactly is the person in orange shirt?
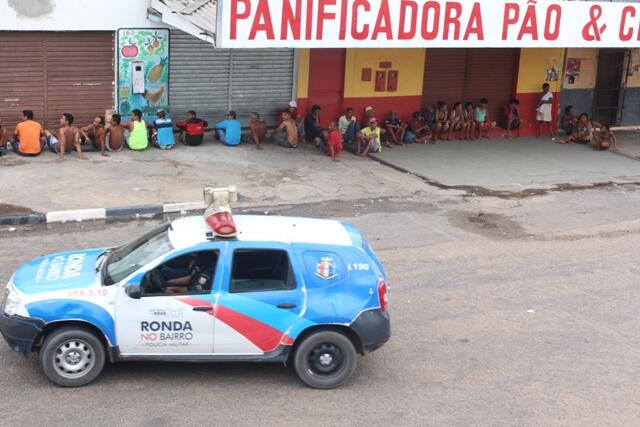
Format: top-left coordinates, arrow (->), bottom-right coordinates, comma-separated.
10,110 -> 45,156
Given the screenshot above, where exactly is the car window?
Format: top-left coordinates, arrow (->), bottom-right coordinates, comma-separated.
106,226 -> 173,285
141,250 -> 219,297
230,249 -> 295,293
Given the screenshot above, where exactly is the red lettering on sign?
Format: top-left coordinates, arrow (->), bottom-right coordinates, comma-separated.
339,0 -> 349,39
351,0 -> 371,40
372,0 -> 393,40
443,1 -> 462,40
281,0 -> 302,40
620,6 -> 636,41
230,0 -> 251,40
399,0 -> 418,40
421,1 -> 440,40
544,4 -> 561,41
317,0 -> 337,39
248,0 -> 275,40
502,3 -> 519,40
464,3 -> 484,40
517,3 -> 538,40
306,0 -> 314,40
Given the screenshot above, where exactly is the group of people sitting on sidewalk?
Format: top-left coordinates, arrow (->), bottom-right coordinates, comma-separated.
558,105 -> 617,151
0,90 -> 618,161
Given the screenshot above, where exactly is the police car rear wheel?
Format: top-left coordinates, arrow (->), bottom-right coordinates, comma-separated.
294,331 -> 357,389
39,327 -> 105,387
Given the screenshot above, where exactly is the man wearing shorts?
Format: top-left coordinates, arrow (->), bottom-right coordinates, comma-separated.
11,110 -> 46,156
79,116 -> 108,157
105,114 -> 126,152
536,83 -> 556,140
270,111 -> 298,148
48,113 -> 86,162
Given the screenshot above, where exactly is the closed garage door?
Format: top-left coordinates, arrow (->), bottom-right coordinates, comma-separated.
169,31 -> 294,125
0,32 -> 114,132
423,48 -> 519,124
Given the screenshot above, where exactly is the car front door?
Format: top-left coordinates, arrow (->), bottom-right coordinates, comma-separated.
115,249 -> 220,356
214,243 -> 306,356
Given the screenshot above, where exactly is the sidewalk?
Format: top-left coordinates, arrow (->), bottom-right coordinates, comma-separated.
614,131 -> 640,160
370,137 -> 640,191
0,137 -> 431,216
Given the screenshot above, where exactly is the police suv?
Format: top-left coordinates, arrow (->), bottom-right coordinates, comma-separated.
0,188 -> 390,389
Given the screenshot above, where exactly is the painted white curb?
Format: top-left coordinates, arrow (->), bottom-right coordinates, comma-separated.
46,209 -> 107,223
163,201 -> 206,214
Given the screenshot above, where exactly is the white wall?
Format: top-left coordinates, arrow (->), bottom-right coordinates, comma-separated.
0,0 -> 163,31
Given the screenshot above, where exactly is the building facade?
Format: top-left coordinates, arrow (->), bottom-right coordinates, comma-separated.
1,0 -> 638,132
295,46 -> 640,134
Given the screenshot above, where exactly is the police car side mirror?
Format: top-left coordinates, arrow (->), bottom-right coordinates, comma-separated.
125,284 -> 142,299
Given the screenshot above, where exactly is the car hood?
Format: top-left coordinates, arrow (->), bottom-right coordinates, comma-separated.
12,248 -> 104,295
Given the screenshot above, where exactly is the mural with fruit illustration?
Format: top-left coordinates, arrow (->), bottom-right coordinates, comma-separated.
117,29 -> 169,120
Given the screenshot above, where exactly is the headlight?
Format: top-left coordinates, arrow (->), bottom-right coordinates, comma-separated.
3,281 -> 27,317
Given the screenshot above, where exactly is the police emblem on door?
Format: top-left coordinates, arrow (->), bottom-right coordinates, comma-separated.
316,257 -> 338,280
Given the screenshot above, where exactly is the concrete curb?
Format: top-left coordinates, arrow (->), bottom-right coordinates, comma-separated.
0,202 -> 207,226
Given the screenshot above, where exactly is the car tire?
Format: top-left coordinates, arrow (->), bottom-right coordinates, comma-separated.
39,326 -> 106,387
293,330 -> 358,389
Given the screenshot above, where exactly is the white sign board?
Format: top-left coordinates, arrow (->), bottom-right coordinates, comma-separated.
218,0 -> 640,48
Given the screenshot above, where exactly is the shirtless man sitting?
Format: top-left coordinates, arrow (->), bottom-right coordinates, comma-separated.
104,114 -> 126,152
46,113 -> 86,162
270,110 -> 299,148
79,116 -> 108,157
248,112 -> 267,150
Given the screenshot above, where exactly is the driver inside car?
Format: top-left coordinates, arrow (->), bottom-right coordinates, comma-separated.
151,252 -> 217,295
159,254 -> 198,294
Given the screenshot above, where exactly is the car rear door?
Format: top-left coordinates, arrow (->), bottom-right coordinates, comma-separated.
213,242 -> 305,356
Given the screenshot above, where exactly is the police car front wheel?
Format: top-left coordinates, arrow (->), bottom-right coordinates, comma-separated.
293,331 -> 357,389
39,326 -> 106,387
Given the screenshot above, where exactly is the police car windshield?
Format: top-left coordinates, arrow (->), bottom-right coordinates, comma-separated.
104,224 -> 173,286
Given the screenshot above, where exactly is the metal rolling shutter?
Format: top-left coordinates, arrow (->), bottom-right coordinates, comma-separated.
169,31 -> 231,123
0,32 -> 113,133
422,49 -> 468,109
169,30 -> 294,125
465,49 -> 519,124
0,33 -> 45,132
423,48 -> 518,123
45,32 -> 114,129
230,49 -> 295,124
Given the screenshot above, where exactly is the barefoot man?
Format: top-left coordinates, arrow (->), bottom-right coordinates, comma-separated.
47,113 -> 86,162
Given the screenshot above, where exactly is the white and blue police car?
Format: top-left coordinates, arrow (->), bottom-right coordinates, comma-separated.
0,188 -> 390,389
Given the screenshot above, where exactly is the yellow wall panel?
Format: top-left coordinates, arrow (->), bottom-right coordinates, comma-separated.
516,48 -> 566,93
297,48 -> 310,99
344,48 -> 425,98
563,48 -> 598,90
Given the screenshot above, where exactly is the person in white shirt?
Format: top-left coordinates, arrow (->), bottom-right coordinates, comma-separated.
536,83 -> 556,140
338,107 -> 360,145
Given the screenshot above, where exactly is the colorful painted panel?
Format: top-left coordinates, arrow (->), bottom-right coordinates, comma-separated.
117,29 -> 169,119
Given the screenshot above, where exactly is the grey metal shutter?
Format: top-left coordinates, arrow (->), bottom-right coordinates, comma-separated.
169,30 -> 294,125
230,49 -> 295,124
169,30 -> 230,124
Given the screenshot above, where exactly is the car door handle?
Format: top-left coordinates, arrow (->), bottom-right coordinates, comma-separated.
193,306 -> 213,312
277,303 -> 297,309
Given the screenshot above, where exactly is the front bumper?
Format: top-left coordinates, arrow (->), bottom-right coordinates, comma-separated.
351,308 -> 391,353
0,310 -> 45,358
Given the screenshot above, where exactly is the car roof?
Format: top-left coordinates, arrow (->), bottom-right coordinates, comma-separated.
168,215 -> 356,250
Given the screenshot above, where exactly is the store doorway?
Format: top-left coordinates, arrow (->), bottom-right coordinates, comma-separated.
593,50 -> 626,126
308,49 -> 346,126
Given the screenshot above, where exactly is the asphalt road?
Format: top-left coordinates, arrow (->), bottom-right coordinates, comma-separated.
1,186 -> 639,426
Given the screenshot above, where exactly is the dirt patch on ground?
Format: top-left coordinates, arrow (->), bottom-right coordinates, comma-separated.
0,204 -> 35,215
449,211 -> 530,240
